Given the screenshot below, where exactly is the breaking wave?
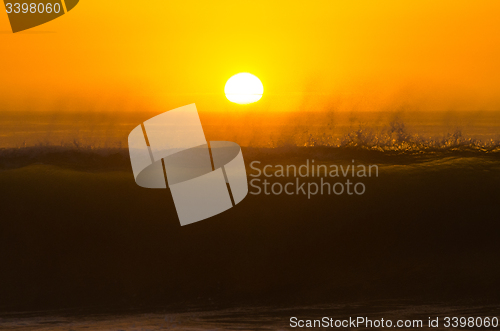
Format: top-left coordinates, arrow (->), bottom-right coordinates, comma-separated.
1,119 -> 500,170
275,120 -> 500,152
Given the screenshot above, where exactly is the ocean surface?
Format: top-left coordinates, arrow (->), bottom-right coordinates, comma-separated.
1,110 -> 500,149
1,302 -> 500,330
1,110 -> 499,329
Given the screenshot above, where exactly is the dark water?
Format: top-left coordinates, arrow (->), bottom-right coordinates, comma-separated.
1,146 -> 500,303
1,302 -> 500,330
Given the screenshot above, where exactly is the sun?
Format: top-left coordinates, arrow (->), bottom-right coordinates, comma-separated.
224,73 -> 264,104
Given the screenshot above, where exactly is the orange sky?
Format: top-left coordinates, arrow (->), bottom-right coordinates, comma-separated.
1,0 -> 500,113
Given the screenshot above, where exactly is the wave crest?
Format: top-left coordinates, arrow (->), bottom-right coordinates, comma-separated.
278,119 -> 500,154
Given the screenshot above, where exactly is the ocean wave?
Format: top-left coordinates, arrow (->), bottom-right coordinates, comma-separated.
0,144 -> 130,171
277,120 -> 500,152
1,135 -> 500,171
